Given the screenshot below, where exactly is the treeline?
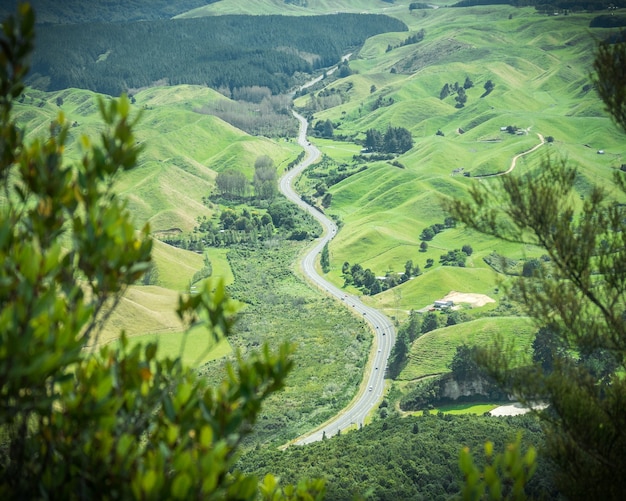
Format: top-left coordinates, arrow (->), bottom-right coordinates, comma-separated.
0,0 -> 219,24
28,14 -> 407,95
386,29 -> 425,52
236,413 -> 555,500
300,154 -> 367,209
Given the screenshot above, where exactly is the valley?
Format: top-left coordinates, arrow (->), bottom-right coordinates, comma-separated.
4,0 -> 626,498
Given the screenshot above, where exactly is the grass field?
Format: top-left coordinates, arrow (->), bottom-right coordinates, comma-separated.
399,316 -> 536,381
12,84 -> 300,358
293,7 -> 626,319
12,4 -> 626,425
176,0 -> 411,18
409,402 -> 502,416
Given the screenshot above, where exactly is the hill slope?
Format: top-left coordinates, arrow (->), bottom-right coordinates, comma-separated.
295,7 -> 626,318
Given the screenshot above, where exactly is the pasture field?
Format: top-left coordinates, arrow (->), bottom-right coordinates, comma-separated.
11,3 -> 626,427
176,0 -> 411,18
409,402 -> 502,416
295,7 -> 626,318
12,84 -> 290,359
398,316 -> 536,381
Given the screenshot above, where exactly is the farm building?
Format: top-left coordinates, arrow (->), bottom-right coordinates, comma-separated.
434,300 -> 454,309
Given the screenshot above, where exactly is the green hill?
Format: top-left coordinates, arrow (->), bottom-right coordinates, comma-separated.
399,316 -> 535,381
13,84 -> 293,353
176,0 -> 413,18
297,7 -> 626,318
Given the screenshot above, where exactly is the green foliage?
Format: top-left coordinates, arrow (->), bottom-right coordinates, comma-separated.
320,242 -> 330,273
237,414 -> 552,500
440,249 -> 468,267
0,7 -> 320,498
364,125 -> 413,154
254,155 -> 278,201
450,345 -> 482,381
458,435 -> 537,501
445,37 -> 626,498
215,245 -> 371,446
593,37 -> 626,136
0,0 -> 220,23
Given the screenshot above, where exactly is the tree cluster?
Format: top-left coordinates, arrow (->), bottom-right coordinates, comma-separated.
364,126 -> 413,154
0,0 -> 220,24
409,2 -> 432,9
195,93 -> 298,138
184,197 -> 320,249
419,217 -> 457,241
387,311 -> 422,378
341,260 -> 420,295
312,119 -> 334,138
385,29 -> 425,52
439,77 -> 473,107
237,413 -> 554,500
439,245 -> 473,267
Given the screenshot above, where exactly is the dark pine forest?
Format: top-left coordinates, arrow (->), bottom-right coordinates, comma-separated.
27,14 -> 407,96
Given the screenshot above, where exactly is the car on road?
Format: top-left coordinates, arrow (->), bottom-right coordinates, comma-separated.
369,386 -> 373,391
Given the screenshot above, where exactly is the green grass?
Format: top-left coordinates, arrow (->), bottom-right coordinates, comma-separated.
399,316 -> 535,381
117,326 -> 232,367
292,7 -> 626,319
200,244 -> 373,447
176,0 -> 411,17
411,402 -> 501,416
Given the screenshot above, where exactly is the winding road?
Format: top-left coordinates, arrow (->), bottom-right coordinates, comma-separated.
280,112 -> 396,446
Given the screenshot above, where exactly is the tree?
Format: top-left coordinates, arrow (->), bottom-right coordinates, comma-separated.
320,242 -> 330,273
449,344 -> 481,381
439,83 -> 450,100
421,312 -> 439,334
521,258 -> 540,277
483,79 -> 495,96
387,331 -> 410,379
253,155 -> 277,201
463,76 -> 474,89
0,6 -> 324,499
216,169 -> 248,198
447,38 -> 626,499
455,87 -> 467,108
420,241 -> 428,252
420,227 -> 435,241
532,325 -> 565,373
365,128 -> 383,152
404,259 -> 414,279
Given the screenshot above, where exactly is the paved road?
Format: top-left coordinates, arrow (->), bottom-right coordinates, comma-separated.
281,112 -> 396,445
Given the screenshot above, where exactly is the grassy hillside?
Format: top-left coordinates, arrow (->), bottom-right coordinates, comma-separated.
296,7 -> 626,320
13,84 -> 297,351
15,85 -> 296,233
398,316 -> 535,381
176,0 -> 412,18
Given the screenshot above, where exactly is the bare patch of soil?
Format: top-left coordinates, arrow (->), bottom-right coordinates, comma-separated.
442,291 -> 496,308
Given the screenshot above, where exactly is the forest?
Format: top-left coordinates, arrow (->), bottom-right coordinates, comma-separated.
236,413 -> 556,500
26,14 -> 407,96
